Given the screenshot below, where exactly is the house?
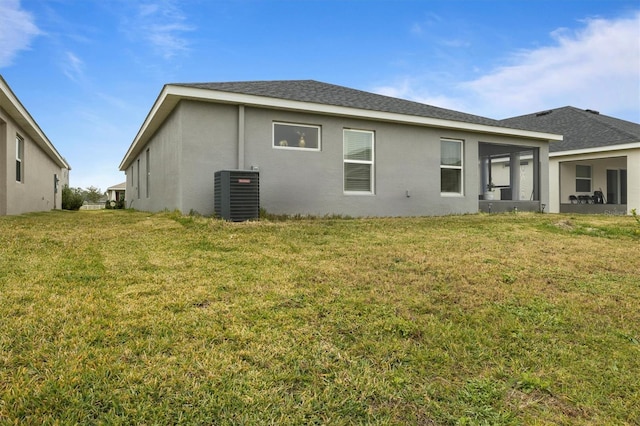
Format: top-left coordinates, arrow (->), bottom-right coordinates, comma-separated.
106,182 -> 126,204
119,80 -> 561,218
501,107 -> 640,215
0,75 -> 70,215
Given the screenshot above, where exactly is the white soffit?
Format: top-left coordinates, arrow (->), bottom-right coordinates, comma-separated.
550,142 -> 640,157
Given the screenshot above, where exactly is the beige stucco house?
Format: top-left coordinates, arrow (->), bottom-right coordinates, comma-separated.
0,75 -> 70,215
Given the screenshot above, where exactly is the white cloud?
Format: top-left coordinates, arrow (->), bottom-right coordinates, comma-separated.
123,1 -> 195,59
462,12 -> 640,119
61,51 -> 84,82
376,77 -> 470,112
378,11 -> 640,122
0,0 -> 41,67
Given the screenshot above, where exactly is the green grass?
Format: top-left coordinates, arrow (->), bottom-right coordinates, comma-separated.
1,210 -> 638,425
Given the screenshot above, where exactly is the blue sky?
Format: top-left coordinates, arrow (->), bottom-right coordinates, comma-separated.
1,0 -> 639,192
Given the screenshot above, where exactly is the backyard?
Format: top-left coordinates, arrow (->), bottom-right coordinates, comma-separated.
1,210 -> 638,425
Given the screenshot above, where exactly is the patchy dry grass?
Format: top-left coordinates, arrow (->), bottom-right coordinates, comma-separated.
1,210 -> 638,425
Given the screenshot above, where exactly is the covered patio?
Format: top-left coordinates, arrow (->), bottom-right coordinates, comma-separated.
557,156 -> 627,215
478,142 -> 543,213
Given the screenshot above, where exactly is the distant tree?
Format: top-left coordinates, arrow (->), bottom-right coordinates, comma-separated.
85,186 -> 103,203
62,186 -> 84,210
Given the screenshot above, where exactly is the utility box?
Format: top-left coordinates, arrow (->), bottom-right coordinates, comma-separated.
214,170 -> 260,221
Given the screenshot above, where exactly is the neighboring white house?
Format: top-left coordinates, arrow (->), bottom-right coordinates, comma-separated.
0,75 -> 70,215
107,182 -> 126,203
119,80 -> 561,218
501,107 -> 639,215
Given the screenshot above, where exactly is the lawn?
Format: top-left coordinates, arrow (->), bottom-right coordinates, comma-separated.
1,210 -> 638,425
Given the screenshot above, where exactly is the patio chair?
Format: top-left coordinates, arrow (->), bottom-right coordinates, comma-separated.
593,191 -> 604,204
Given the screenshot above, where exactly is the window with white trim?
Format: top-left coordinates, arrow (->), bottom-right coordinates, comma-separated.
440,138 -> 463,194
575,165 -> 591,192
273,122 -> 320,150
146,148 -> 150,198
137,159 -> 140,199
16,134 -> 24,182
343,129 -> 374,193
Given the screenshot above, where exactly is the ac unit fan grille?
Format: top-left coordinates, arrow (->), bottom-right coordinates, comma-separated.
214,170 -> 259,221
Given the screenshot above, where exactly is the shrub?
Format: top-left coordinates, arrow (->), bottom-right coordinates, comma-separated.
105,199 -> 125,209
61,185 -> 84,210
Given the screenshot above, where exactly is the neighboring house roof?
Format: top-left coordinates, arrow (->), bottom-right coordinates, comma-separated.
120,80 -> 561,170
500,106 -> 640,153
0,75 -> 70,170
107,182 -> 126,191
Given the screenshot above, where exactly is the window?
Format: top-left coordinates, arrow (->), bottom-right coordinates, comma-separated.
137,159 -> 140,199
344,129 -> 374,193
146,149 -> 150,198
441,139 -> 463,194
576,165 -> 591,192
273,122 -> 320,150
16,135 -> 24,182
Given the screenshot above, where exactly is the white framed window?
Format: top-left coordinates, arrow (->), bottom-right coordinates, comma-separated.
137,159 -> 140,199
441,138 -> 463,195
273,122 -> 321,150
146,148 -> 150,198
16,134 -> 24,182
576,165 -> 591,192
344,129 -> 374,194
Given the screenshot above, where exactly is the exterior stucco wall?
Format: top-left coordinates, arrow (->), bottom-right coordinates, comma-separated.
551,148 -> 637,214
179,101 -> 238,215
122,98 -> 551,217
245,107 -> 486,217
259,114 -> 551,217
628,150 -> 640,213
125,102 -> 185,212
0,107 -> 68,216
129,100 -> 550,217
0,119 -> 6,215
549,160 -> 560,213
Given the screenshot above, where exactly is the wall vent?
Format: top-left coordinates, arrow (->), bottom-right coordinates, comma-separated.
214,170 -> 260,221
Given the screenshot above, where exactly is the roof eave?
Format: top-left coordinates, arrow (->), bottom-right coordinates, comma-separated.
0,76 -> 70,170
550,141 -> 640,157
120,85 -> 562,169
120,84 -> 176,170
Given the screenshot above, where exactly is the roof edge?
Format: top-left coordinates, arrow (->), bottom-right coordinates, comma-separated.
120,83 -> 562,170
0,75 -> 70,170
550,141 -> 640,157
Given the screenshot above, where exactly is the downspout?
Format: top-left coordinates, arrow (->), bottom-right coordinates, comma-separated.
238,105 -> 245,170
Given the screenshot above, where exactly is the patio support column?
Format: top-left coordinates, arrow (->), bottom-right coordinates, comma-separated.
628,150 -> 640,215
510,152 -> 520,200
481,156 -> 489,196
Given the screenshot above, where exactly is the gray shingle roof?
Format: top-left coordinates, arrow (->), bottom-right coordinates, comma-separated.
500,106 -> 640,153
174,80 -> 504,127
